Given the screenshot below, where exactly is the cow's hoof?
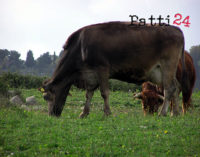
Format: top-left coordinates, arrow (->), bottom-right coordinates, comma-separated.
79,112 -> 89,118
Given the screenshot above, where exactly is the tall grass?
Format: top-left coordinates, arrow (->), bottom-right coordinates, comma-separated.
0,72 -> 47,89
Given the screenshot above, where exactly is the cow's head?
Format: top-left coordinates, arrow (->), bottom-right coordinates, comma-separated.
40,79 -> 71,117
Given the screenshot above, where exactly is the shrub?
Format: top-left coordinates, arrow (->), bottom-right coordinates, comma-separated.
0,77 -> 9,97
0,72 -> 141,92
109,79 -> 141,92
0,97 -> 11,107
0,72 -> 48,89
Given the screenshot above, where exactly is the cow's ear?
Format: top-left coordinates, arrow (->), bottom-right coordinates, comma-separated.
133,93 -> 142,99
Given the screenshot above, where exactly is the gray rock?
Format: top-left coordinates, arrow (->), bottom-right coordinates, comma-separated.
10,95 -> 24,105
26,96 -> 38,105
20,104 -> 30,110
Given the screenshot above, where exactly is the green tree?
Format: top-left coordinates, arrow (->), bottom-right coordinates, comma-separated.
25,50 -> 35,68
0,49 -> 10,71
190,45 -> 200,90
37,52 -> 52,67
2,50 -> 24,72
0,49 -> 9,63
36,52 -> 52,75
52,51 -> 57,64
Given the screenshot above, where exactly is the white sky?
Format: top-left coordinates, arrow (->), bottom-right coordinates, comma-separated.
0,0 -> 200,60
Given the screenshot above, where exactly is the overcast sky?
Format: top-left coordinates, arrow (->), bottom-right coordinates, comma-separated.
0,0 -> 199,60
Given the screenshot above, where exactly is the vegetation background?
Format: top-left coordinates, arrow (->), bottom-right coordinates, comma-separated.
0,44 -> 200,90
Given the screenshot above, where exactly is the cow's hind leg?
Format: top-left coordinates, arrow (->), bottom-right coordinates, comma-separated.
98,69 -> 111,116
79,90 -> 94,118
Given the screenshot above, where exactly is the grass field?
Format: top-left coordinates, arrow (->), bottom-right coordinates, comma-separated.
0,89 -> 200,157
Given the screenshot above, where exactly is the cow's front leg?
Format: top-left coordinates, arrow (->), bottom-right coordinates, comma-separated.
159,78 -> 179,116
159,92 -> 171,116
159,80 -> 176,116
79,90 -> 94,118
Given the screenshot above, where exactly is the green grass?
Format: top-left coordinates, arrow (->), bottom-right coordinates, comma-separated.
0,89 -> 200,157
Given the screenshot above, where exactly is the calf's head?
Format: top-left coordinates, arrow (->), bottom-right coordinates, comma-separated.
134,91 -> 164,115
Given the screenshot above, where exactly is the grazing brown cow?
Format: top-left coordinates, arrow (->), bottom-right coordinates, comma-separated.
40,21 -> 186,117
134,51 -> 196,115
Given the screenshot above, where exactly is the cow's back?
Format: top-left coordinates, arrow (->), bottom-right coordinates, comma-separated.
79,22 -> 184,85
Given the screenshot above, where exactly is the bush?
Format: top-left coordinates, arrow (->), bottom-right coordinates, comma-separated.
0,97 -> 10,107
0,77 -> 9,97
0,72 -> 141,92
109,79 -> 141,92
0,72 -> 48,89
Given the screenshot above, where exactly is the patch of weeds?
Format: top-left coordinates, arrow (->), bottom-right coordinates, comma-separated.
13,89 -> 25,103
0,96 -> 11,107
124,101 -> 136,107
0,89 -> 200,157
0,136 -> 5,146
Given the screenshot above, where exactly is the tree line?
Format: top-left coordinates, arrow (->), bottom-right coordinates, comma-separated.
0,45 -> 199,90
0,49 -> 63,76
190,45 -> 200,90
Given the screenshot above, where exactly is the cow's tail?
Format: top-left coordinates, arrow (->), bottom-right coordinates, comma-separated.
180,41 -> 190,110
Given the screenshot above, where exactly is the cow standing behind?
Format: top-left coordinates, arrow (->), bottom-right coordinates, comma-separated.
40,22 -> 186,117
134,51 -> 196,115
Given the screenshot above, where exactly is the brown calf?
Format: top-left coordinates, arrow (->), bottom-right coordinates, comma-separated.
134,82 -> 163,115
134,51 -> 196,115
